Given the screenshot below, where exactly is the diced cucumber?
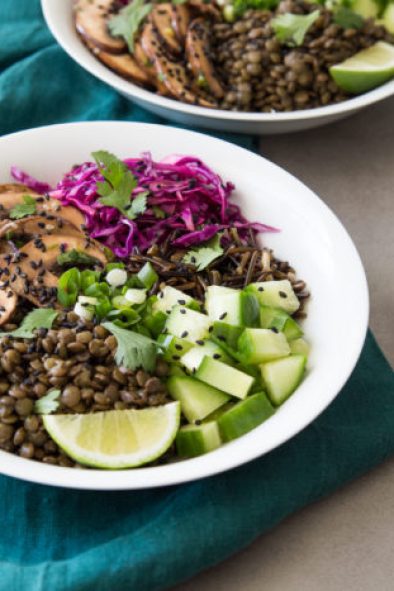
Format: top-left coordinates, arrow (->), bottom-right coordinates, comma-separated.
217,392 -> 275,442
238,328 -> 290,364
142,310 -> 167,338
211,321 -> 244,351
153,286 -> 199,315
383,3 -> 394,34
168,365 -> 187,377
165,306 -> 212,343
289,338 -> 310,357
180,341 -> 232,373
246,280 -> 300,314
260,355 -> 307,406
205,286 -> 259,326
352,0 -> 378,19
157,334 -> 193,363
195,357 -> 254,399
167,376 -> 230,422
176,421 -> 221,457
259,305 -> 303,341
137,262 -> 158,289
204,285 -> 236,313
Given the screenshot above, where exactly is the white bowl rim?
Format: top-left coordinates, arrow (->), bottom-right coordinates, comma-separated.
0,121 -> 369,490
41,0 -> 394,124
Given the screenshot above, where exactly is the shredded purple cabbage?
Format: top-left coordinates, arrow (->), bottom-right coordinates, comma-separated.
10,166 -> 52,195
12,154 -> 278,258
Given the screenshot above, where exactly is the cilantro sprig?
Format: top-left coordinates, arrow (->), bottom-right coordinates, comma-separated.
271,10 -> 320,47
102,322 -> 159,372
34,389 -> 61,415
9,195 -> 37,220
183,234 -> 224,271
0,308 -> 58,339
108,0 -> 153,53
92,150 -> 148,220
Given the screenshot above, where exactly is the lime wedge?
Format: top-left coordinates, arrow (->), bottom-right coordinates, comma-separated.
330,41 -> 394,93
43,403 -> 180,469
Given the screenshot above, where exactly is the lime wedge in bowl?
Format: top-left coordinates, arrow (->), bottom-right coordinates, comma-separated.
43,402 -> 181,469
330,41 -> 394,93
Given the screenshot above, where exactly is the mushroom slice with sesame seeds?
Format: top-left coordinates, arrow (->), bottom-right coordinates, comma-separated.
0,193 -> 86,233
140,23 -> 216,107
90,48 -> 152,87
74,0 -> 126,54
134,41 -> 170,95
186,18 -> 224,99
0,216 -> 83,241
0,235 -> 108,307
0,184 -> 37,195
150,3 -> 182,55
188,0 -> 221,20
171,3 -> 191,45
0,289 -> 17,327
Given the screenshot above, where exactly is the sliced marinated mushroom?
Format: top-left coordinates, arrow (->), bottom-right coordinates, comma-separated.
0,184 -> 35,194
0,216 -> 83,241
171,3 -> 191,44
134,41 -> 170,95
0,289 -> 17,327
85,40 -> 152,87
188,0 -> 221,20
150,4 -> 182,55
0,193 -> 86,232
186,18 -> 224,99
74,0 -> 126,54
0,235 -> 107,307
140,23 -> 216,107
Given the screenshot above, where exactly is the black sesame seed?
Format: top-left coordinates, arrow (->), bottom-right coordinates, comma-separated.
217,335 -> 226,342
196,340 -> 204,346
180,331 -> 188,338
178,299 -> 186,305
279,291 -> 288,298
213,354 -> 221,359
180,309 -> 186,315
271,327 -> 279,334
175,344 -> 183,351
7,291 -> 13,298
172,355 -> 180,361
219,312 -> 227,320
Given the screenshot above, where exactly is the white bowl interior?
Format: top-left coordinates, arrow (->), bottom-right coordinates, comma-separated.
0,122 -> 368,489
42,0 -> 394,133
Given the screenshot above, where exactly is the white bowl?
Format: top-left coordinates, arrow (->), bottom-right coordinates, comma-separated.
0,122 -> 368,489
42,0 -> 394,135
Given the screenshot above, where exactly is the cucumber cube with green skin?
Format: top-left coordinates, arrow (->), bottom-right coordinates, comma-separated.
167,376 -> 230,422
165,306 -> 212,343
383,3 -> 394,34
180,341 -> 232,373
211,321 -> 244,351
204,285 -> 236,313
205,287 -> 260,327
157,334 -> 193,363
168,365 -> 187,378
153,286 -> 200,315
176,421 -> 222,457
260,355 -> 307,406
217,393 -> 275,442
259,305 -> 303,341
246,280 -> 300,314
289,338 -> 310,357
195,357 -> 254,399
238,328 -> 290,364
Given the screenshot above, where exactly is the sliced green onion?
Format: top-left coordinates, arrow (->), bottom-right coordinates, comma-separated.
57,268 -> 81,307
137,262 -> 158,289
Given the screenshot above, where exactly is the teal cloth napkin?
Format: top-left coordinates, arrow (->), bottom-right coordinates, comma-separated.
0,2 -> 393,590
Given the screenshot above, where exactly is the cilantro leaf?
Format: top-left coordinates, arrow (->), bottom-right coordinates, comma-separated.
108,0 -> 153,53
57,249 -> 101,267
93,150 -> 138,216
126,191 -> 148,220
183,234 -> 224,271
102,322 -> 158,372
34,389 -> 61,415
0,308 -> 58,339
9,195 -> 37,219
271,10 -> 320,47
333,7 -> 364,29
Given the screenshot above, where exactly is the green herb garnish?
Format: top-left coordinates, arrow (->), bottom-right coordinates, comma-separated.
183,234 -> 224,271
333,6 -> 364,29
57,268 -> 81,307
102,321 -> 158,372
34,389 -> 61,415
108,0 -> 153,53
92,150 -> 147,220
9,195 -> 37,220
271,10 -> 320,47
0,308 -> 58,339
57,249 -> 100,267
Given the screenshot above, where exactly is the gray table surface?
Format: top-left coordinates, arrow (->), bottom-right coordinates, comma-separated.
175,96 -> 394,591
